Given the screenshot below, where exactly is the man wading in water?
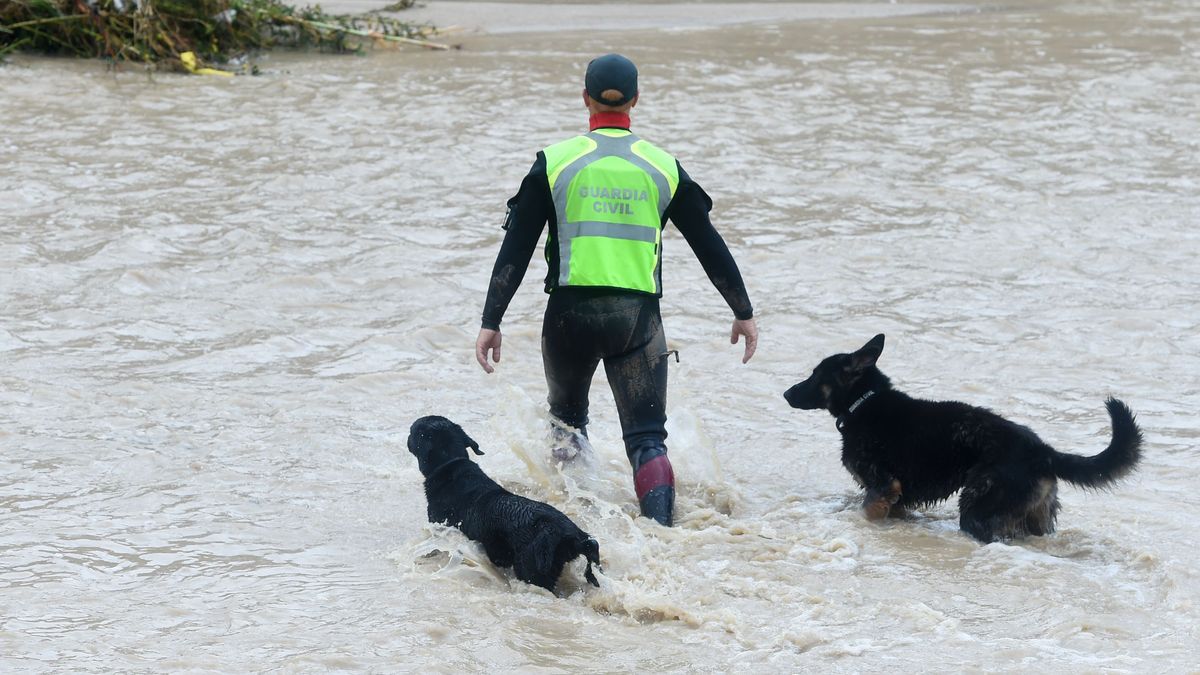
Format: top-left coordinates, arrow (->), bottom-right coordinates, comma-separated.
475,53 -> 757,526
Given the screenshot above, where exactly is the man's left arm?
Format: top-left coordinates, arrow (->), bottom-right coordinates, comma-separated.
476,156 -> 551,373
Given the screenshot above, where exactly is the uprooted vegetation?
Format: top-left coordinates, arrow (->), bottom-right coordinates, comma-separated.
0,0 -> 445,70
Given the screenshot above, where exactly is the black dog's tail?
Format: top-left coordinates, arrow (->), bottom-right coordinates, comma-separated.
1051,398 -> 1143,489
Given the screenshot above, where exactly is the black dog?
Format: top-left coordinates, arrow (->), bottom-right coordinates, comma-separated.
407,415 -> 601,592
784,334 -> 1143,543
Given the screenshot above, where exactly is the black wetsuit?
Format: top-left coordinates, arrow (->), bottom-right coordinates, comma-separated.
481,126 -> 753,460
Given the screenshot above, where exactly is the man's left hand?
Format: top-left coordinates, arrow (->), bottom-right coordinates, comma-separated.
475,328 -> 502,373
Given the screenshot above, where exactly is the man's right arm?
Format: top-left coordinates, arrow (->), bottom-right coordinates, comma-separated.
668,164 -> 758,363
667,165 -> 754,321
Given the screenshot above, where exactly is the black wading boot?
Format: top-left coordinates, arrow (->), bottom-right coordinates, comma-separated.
550,423 -> 592,461
628,438 -> 675,526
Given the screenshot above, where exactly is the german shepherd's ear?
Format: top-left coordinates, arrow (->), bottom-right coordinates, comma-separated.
850,334 -> 885,372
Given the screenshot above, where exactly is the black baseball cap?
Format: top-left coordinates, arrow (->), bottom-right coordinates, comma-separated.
585,53 -> 638,106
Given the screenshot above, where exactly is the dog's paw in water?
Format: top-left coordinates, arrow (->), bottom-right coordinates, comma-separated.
863,479 -> 903,521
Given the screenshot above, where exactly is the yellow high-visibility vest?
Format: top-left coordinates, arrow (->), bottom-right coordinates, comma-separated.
543,129 -> 679,293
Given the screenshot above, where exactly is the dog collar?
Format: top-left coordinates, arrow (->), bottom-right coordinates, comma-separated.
836,390 -> 876,432
426,457 -> 472,478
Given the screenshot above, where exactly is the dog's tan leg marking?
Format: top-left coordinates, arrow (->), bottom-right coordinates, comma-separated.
863,479 -> 903,521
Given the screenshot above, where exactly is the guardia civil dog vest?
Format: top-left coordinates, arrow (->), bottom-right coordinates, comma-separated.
542,129 -> 679,294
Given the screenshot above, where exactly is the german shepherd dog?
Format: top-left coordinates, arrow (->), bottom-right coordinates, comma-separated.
784,335 -> 1143,542
407,415 -> 601,592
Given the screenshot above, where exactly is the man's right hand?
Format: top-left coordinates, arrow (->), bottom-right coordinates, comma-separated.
475,328 -> 502,374
731,318 -> 758,364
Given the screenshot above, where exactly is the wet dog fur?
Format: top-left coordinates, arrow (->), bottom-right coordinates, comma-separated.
407,415 -> 600,592
784,334 -> 1143,542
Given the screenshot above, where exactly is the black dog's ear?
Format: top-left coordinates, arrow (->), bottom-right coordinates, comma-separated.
463,432 -> 484,456
850,334 -> 885,371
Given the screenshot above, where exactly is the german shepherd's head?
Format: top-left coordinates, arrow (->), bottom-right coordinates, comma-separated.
784,334 -> 886,416
407,415 -> 484,476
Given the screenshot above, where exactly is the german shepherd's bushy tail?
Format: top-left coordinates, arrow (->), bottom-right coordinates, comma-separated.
1051,398 -> 1143,488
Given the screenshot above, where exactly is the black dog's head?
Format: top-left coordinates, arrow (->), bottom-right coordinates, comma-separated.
784,334 -> 886,415
578,536 -> 601,587
407,415 -> 483,476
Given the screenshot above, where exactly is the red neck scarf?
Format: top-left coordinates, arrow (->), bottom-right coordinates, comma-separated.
589,112 -> 631,131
